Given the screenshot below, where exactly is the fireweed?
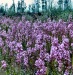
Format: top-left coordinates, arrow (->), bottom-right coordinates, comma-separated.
0,17 -> 73,75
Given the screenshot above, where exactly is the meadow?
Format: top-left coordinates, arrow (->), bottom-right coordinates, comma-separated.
0,16 -> 73,75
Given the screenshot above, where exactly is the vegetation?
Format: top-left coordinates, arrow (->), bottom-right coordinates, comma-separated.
0,0 -> 72,21
0,0 -> 73,75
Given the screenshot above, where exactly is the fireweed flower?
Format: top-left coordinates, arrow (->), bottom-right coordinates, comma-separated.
39,50 -> 46,60
71,43 -> 73,47
44,53 -> 50,62
35,58 -> 47,75
50,37 -> 59,59
35,58 -> 45,69
51,37 -> 59,46
23,56 -> 28,66
64,69 -> 69,75
16,53 -> 22,63
27,47 -> 33,56
26,40 -> 32,47
58,61 -> 63,72
15,42 -> 23,52
50,36 -> 71,72
0,17 -> 73,75
0,37 -> 4,47
68,24 -> 73,30
62,36 -> 69,50
8,41 -> 16,51
0,30 -> 7,37
35,66 -> 47,75
1,60 -> 7,69
69,30 -> 73,38
22,51 -> 28,66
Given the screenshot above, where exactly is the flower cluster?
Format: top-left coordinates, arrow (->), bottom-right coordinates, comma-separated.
0,16 -> 73,75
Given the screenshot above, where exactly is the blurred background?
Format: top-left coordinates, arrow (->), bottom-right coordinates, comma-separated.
0,0 -> 73,21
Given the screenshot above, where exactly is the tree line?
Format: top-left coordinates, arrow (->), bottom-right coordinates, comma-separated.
0,0 -> 72,20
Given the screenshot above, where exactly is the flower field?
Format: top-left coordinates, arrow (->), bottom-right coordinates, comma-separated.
0,16 -> 73,75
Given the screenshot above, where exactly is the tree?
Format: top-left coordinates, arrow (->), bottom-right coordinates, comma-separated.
41,0 -> 47,12
28,5 -> 31,13
21,0 -> 26,13
17,0 -> 21,13
12,0 -> 15,12
0,4 -> 5,14
32,4 -> 35,13
5,3 -> 8,13
64,0 -> 70,10
58,0 -> 63,9
35,0 -> 40,13
47,0 -> 54,20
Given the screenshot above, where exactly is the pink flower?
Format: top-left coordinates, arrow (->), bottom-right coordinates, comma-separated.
35,58 -> 45,69
1,60 -> 7,69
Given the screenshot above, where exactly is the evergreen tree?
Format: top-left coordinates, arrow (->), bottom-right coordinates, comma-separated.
17,0 -> 21,13
64,0 -> 69,10
32,4 -> 35,13
58,0 -> 63,9
41,0 -> 47,12
21,0 -> 26,13
35,0 -> 40,13
5,3 -> 8,13
0,4 -> 5,14
12,0 -> 15,12
28,5 -> 31,13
